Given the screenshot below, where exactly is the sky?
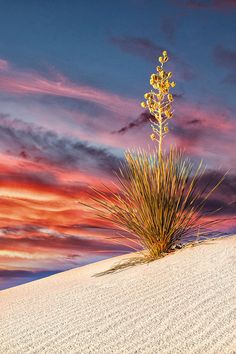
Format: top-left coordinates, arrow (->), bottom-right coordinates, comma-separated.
0,0 -> 235,290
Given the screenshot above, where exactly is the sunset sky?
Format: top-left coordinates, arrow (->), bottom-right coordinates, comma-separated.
0,0 -> 235,290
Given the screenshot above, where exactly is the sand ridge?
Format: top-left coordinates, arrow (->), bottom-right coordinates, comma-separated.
1,235 -> 236,354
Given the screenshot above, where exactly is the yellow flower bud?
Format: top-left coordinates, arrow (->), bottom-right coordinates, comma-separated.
168,94 -> 173,101
171,81 -> 176,87
150,133 -> 156,141
162,88 -> 168,94
156,66 -> 162,72
168,72 -> 172,78
164,110 -> 170,118
151,74 -> 158,81
164,126 -> 169,133
163,56 -> 169,62
140,102 -> 147,108
166,111 -> 173,118
144,93 -> 149,99
158,56 -> 163,63
149,92 -> 154,99
165,81 -> 170,89
162,50 -> 168,57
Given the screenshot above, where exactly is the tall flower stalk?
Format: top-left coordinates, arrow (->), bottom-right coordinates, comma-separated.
81,49 -> 227,272
141,50 -> 176,161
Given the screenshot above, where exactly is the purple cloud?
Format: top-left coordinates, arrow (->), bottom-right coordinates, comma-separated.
0,114 -> 122,175
173,0 -> 236,10
213,46 -> 236,85
214,46 -> 236,69
110,36 -> 163,62
110,36 -> 195,81
161,16 -> 179,43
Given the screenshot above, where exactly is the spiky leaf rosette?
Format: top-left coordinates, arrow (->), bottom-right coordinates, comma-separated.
83,147 -> 226,260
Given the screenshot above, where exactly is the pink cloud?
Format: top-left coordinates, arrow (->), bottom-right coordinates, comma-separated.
170,102 -> 236,167
176,101 -> 235,132
0,59 -> 9,71
0,58 -> 140,117
57,100 -> 236,170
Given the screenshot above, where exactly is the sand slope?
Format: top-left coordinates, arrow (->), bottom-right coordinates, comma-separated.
1,236 -> 236,354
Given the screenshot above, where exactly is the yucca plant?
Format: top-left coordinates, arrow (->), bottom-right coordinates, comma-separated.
82,50 -> 226,268
87,146 -> 225,262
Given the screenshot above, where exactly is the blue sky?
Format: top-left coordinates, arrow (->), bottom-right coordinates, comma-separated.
0,0 -> 235,102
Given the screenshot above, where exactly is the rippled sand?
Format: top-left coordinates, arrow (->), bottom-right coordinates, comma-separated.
1,235 -> 236,354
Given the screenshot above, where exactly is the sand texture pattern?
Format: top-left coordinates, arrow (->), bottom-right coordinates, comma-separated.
1,236 -> 236,354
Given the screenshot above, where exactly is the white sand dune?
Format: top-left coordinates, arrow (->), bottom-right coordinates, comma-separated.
1,236 -> 236,354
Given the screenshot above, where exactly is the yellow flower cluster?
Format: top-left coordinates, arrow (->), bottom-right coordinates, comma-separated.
140,50 -> 176,145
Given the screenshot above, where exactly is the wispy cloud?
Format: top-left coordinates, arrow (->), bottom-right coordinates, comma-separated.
213,46 -> 236,69
0,114 -> 122,174
173,0 -> 236,10
0,233 -> 129,255
110,36 -> 195,81
110,36 -> 163,61
0,269 -> 57,278
161,16 -> 179,43
0,269 -> 61,290
0,59 -> 9,71
213,46 -> 236,85
111,110 -> 151,134
0,59 -> 138,117
197,171 -> 236,215
110,100 -> 236,170
111,94 -> 183,134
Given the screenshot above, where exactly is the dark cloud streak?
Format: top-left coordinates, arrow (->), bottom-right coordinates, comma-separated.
214,46 -> 236,70
213,46 -> 236,85
111,94 -> 183,135
110,36 -> 195,81
0,233 -> 131,253
111,110 -> 151,134
161,16 -> 178,43
0,269 -> 60,279
173,0 -> 236,10
110,36 -> 163,62
0,114 -> 122,175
